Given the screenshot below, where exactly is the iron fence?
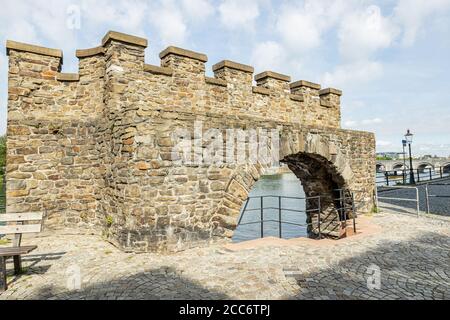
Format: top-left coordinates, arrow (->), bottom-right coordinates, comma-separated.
237,189 -> 356,239
376,185 -> 420,216
376,166 -> 450,186
424,183 -> 450,215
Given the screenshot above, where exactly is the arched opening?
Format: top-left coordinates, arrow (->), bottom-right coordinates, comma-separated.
376,163 -> 385,173
392,163 -> 408,177
282,152 -> 351,239
443,164 -> 450,174
418,163 -> 434,173
231,152 -> 352,242
393,163 -> 406,171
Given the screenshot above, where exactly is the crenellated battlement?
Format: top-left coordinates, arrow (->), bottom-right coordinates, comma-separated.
6,30 -> 342,127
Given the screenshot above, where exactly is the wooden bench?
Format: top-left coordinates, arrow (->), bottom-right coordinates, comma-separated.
0,212 -> 43,291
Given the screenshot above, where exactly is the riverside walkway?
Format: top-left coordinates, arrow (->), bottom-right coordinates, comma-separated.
0,212 -> 449,300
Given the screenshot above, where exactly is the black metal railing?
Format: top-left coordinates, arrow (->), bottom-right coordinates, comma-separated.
237,190 -> 357,240
424,183 -> 450,214
376,166 -> 450,186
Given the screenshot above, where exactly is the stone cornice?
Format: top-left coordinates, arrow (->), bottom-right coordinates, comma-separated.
56,73 -> 79,82
76,46 -> 105,58
144,64 -> 173,76
212,60 -> 254,73
159,46 -> 208,62
6,40 -> 63,59
101,31 -> 148,48
319,88 -> 343,96
205,77 -> 227,87
255,71 -> 291,82
290,80 -> 321,90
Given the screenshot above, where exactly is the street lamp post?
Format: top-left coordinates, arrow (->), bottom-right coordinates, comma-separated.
402,139 -> 407,184
405,129 -> 415,184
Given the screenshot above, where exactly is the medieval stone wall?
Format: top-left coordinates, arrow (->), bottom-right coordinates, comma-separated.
5,31 -> 375,252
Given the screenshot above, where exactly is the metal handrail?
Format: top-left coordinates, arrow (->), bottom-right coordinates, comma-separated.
424,183 -> 450,214
238,189 -> 358,239
247,195 -> 322,200
376,185 -> 420,216
377,166 -> 450,186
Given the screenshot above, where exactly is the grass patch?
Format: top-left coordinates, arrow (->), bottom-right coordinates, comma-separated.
0,238 -> 11,245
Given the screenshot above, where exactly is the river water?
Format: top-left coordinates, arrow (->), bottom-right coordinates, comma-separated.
232,173 -> 308,243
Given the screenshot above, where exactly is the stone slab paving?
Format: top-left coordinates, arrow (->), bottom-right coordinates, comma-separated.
0,212 -> 449,300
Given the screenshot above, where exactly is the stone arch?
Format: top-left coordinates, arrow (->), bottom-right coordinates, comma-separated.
418,162 -> 434,173
212,131 -> 356,240
376,163 -> 385,173
210,163 -> 268,239
443,163 -> 450,173
392,162 -> 407,170
282,152 -> 351,238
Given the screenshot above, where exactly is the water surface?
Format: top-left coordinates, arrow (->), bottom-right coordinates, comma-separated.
232,173 -> 308,242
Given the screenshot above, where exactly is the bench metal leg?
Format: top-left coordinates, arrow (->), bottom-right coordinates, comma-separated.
13,255 -> 22,275
0,257 -> 6,292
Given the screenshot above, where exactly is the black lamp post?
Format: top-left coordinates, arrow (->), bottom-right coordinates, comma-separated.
405,129 -> 415,184
402,139 -> 407,184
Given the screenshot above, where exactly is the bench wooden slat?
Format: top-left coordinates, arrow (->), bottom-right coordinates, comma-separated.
0,224 -> 41,235
0,212 -> 43,222
0,246 -> 37,257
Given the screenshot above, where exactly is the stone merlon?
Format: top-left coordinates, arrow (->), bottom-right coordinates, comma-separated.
101,30 -> 148,48
159,46 -> 208,62
6,40 -> 63,63
212,60 -> 254,73
76,46 -> 105,58
255,71 -> 291,83
290,80 -> 321,91
319,88 -> 343,96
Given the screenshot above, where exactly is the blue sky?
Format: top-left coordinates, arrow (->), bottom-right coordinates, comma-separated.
1,0 -> 450,156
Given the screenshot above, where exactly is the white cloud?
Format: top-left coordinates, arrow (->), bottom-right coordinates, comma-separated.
322,60 -> 383,88
344,120 -> 358,128
219,0 -> 260,30
274,0 -> 355,53
377,140 -> 393,147
182,0 -> 214,21
251,41 -> 285,72
338,5 -> 399,61
81,0 -> 149,36
362,118 -> 383,125
276,7 -> 321,52
394,0 -> 450,46
148,2 -> 188,45
343,117 -> 383,129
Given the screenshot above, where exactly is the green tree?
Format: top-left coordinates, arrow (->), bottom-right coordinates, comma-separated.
376,156 -> 392,160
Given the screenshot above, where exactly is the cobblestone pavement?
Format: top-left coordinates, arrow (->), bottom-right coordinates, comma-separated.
1,213 -> 449,300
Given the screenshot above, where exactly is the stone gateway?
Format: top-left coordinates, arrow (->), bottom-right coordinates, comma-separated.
5,31 -> 376,252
